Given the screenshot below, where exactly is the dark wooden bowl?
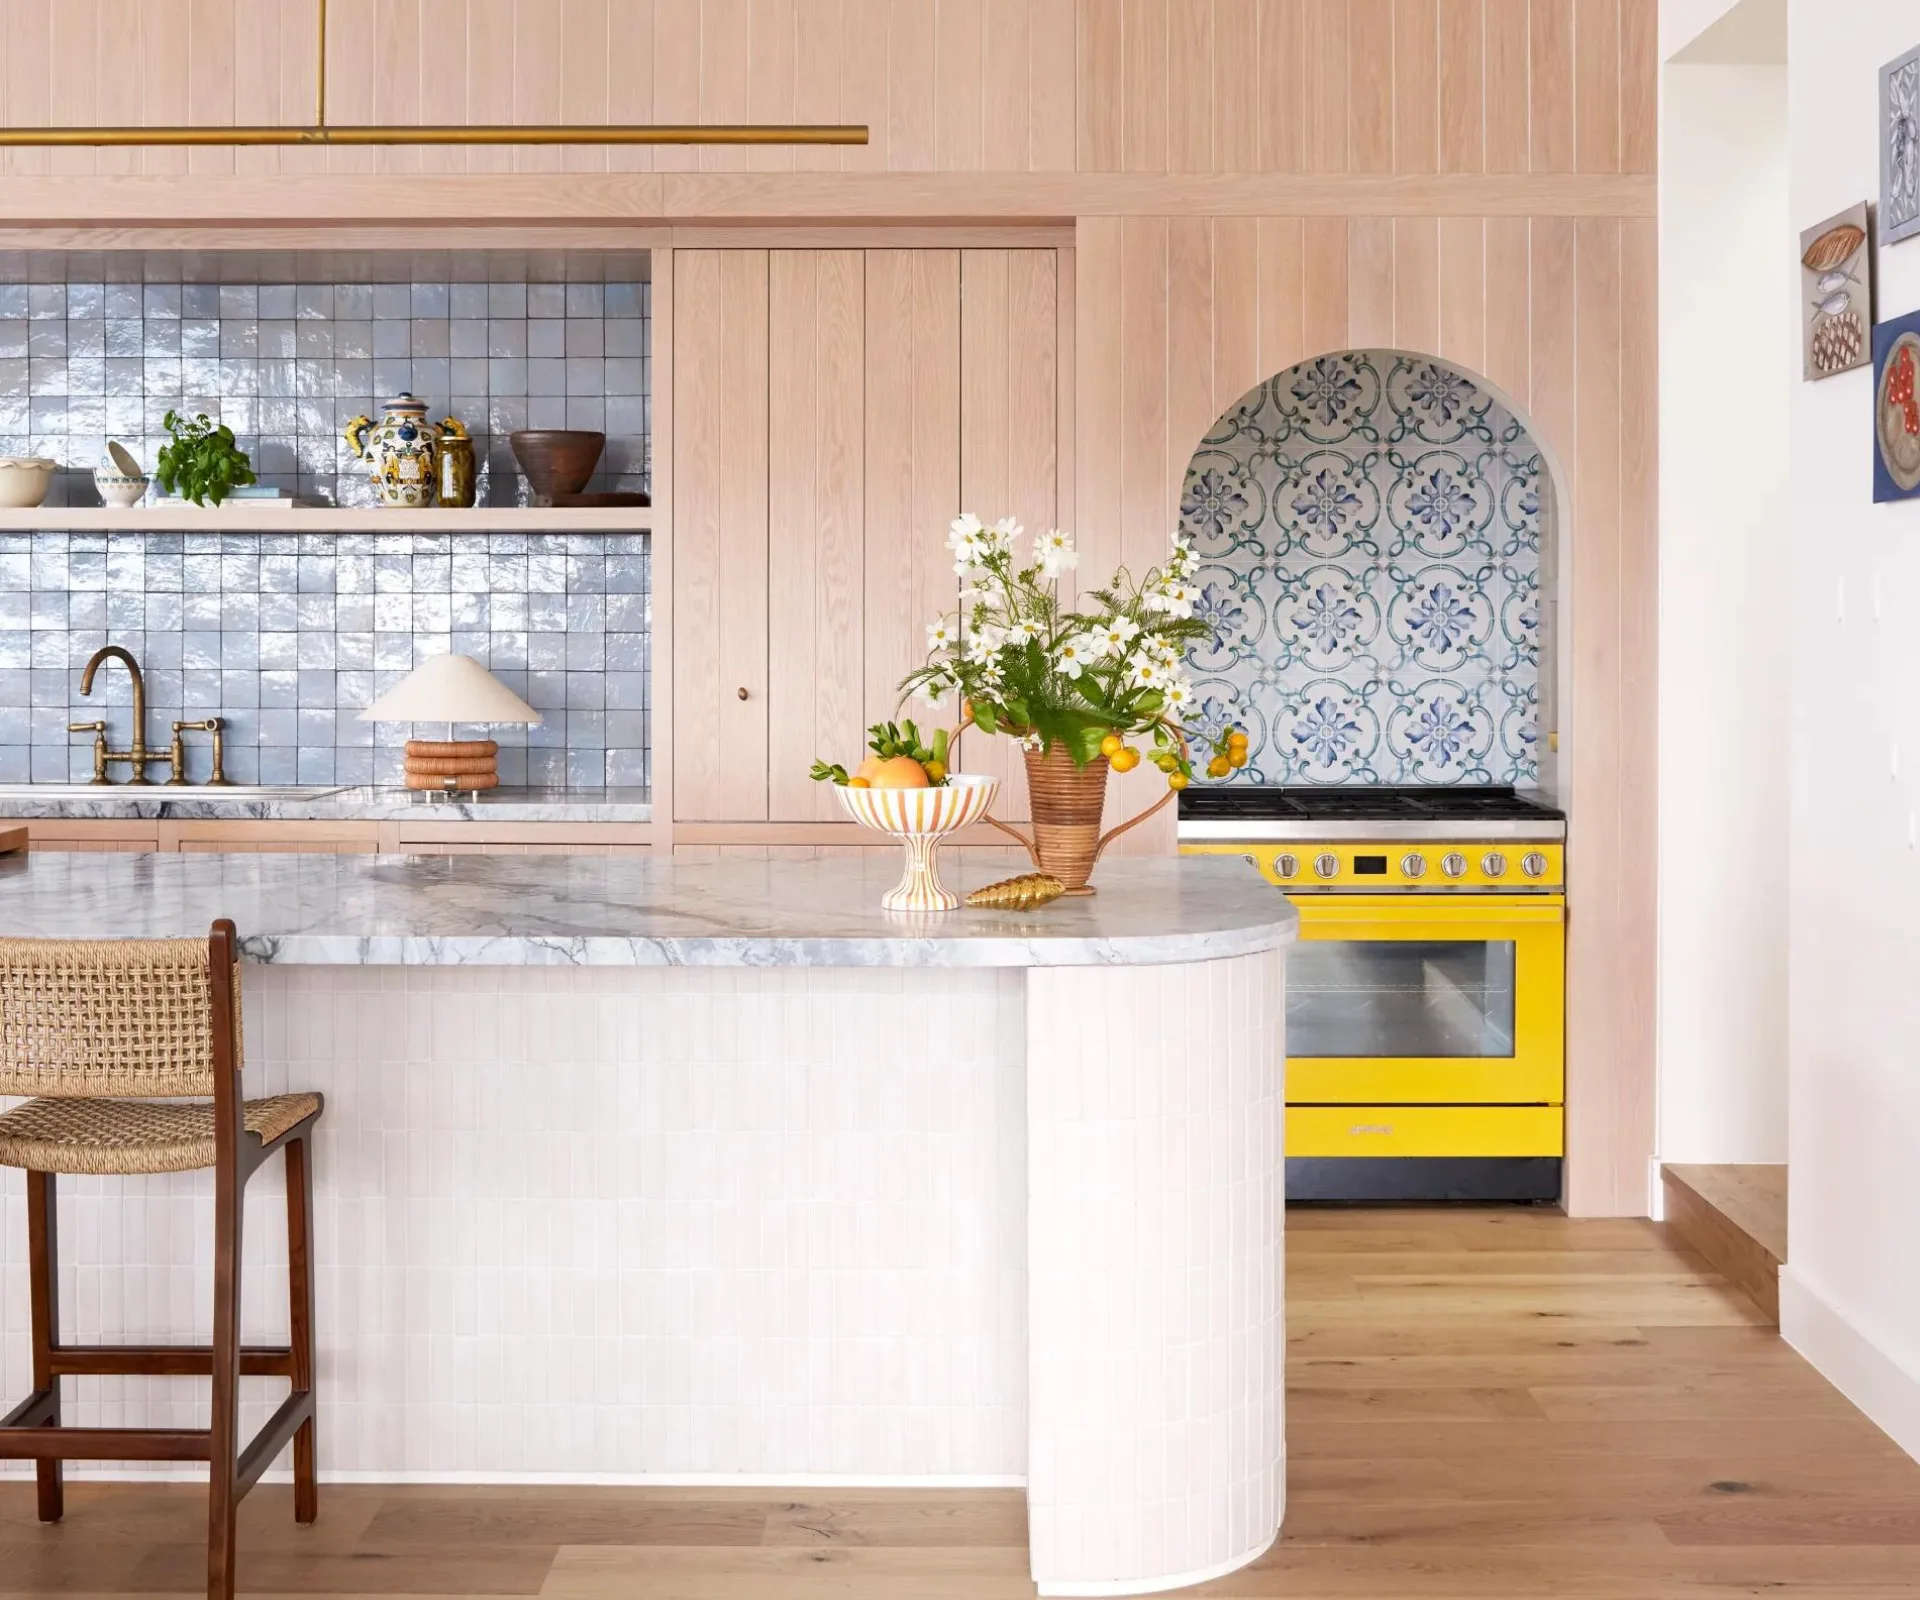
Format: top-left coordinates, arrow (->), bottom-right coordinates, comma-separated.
510,430 -> 605,501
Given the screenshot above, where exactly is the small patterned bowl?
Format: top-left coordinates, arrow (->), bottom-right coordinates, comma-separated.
94,469 -> 149,508
837,773 -> 1000,912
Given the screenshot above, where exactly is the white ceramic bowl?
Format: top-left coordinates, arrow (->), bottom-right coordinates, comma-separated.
0,457 -> 56,509
94,469 -> 149,508
836,774 -> 1000,912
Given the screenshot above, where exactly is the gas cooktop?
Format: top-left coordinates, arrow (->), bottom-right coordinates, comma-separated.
1177,785 -> 1566,842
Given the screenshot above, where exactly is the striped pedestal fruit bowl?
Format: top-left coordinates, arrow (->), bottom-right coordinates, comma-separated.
836,774 -> 1000,912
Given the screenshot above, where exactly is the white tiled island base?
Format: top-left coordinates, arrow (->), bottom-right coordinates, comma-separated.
0,852 -> 1294,1596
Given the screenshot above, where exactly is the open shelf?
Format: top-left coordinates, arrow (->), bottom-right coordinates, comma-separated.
0,506 -> 652,533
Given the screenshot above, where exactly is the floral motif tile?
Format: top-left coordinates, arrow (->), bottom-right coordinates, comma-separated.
1180,351 -> 1545,787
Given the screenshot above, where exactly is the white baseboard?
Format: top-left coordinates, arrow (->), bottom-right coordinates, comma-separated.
1780,1265 -> 1920,1464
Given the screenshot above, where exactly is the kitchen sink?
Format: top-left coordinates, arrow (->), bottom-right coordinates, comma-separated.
0,784 -> 355,801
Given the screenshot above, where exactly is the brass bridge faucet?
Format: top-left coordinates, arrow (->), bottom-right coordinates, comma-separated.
68,643 -> 228,786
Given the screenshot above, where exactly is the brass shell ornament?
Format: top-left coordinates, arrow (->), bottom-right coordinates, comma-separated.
965,873 -> 1068,910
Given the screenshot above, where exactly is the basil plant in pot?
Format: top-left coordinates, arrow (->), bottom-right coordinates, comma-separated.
900,515 -> 1247,889
155,410 -> 256,507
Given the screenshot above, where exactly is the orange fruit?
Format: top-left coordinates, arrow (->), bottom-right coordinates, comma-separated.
1108,747 -> 1140,773
1167,772 -> 1189,790
1099,733 -> 1125,757
854,755 -> 884,782
868,755 -> 931,789
847,776 -> 872,788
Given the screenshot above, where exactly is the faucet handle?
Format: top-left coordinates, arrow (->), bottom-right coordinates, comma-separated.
67,720 -> 105,733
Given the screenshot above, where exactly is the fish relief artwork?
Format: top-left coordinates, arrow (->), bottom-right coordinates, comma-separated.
1882,46 -> 1920,246
1800,203 -> 1872,379
1873,308 -> 1920,502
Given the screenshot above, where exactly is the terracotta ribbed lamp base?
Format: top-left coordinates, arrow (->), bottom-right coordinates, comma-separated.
404,738 -> 499,792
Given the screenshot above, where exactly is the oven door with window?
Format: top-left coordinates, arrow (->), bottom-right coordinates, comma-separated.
1285,895 -> 1564,1106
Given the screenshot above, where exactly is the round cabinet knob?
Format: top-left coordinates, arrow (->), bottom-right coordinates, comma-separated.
737,686 -> 750,701
1482,851 -> 1508,877
1313,852 -> 1340,880
1440,851 -> 1468,878
1272,851 -> 1299,880
1400,852 -> 1427,879
1521,850 -> 1549,879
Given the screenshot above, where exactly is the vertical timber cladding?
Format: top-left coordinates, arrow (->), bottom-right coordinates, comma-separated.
672,248 -> 1067,827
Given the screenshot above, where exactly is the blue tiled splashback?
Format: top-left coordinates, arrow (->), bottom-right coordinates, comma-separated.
0,529 -> 650,788
1,274 -> 649,508
1179,351 -> 1546,787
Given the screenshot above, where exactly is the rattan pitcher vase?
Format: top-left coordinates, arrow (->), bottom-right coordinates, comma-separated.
980,742 -> 1179,893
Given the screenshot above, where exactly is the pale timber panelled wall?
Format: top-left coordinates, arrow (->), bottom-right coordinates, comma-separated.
0,0 -> 1651,179
674,248 -> 1064,825
1076,213 -> 1655,1215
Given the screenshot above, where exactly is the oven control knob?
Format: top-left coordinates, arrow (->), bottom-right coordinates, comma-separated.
1272,851 -> 1299,880
1521,850 -> 1549,878
1482,851 -> 1508,878
1440,852 -> 1468,878
1400,852 -> 1427,878
1313,852 -> 1341,879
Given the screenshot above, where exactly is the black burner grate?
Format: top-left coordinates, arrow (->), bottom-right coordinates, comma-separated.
1178,785 -> 1565,824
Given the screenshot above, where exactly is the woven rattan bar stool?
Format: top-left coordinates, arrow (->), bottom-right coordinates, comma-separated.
0,920 -> 323,1600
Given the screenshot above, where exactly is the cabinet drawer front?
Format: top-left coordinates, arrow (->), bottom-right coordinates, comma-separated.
1288,1057 -> 1563,1104
1287,1104 -> 1564,1158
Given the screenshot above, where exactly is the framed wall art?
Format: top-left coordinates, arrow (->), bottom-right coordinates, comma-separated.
1800,203 -> 1873,378
1872,309 -> 1920,502
1884,45 -> 1920,246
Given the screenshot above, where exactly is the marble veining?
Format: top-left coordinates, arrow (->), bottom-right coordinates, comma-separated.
0,784 -> 651,823
0,853 -> 1297,968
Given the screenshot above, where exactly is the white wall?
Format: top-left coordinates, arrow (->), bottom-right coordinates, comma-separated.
1782,0 -> 1920,1462
1657,38 -> 1791,1164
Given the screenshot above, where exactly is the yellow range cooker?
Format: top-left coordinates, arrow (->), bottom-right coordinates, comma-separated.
1178,785 -> 1567,1203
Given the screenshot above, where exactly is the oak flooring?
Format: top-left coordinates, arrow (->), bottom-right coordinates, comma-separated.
5,1207 -> 1918,1598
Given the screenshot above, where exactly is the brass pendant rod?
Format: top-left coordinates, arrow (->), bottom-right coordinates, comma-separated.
0,124 -> 869,148
0,0 -> 866,149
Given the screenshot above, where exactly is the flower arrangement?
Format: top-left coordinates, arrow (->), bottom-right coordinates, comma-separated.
898,515 -> 1246,787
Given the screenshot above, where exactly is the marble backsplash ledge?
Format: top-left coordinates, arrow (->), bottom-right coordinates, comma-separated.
0,528 -> 650,788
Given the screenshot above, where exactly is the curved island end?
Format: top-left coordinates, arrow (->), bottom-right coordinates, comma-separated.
0,851 -> 1295,1597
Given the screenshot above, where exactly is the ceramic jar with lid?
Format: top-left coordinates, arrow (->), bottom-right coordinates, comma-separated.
344,393 -> 460,508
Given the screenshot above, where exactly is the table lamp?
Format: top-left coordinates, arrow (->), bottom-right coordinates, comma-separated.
358,653 -> 541,795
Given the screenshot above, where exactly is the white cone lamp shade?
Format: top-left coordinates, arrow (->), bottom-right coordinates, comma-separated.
359,654 -> 540,793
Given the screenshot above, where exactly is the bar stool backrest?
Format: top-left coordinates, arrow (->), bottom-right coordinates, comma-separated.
0,937 -> 238,1099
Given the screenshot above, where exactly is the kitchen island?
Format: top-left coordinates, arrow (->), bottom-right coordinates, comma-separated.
0,851 -> 1293,1597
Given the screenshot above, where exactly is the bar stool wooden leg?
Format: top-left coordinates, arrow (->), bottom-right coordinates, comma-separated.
26,1169 -> 62,1524
206,1157 -> 245,1600
286,1131 -> 318,1525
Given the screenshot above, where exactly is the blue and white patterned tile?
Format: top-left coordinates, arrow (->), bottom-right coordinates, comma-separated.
1182,350 -> 1544,788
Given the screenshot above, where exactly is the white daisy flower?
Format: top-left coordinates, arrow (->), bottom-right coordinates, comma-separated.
1127,655 -> 1168,689
925,617 -> 957,651
964,623 -> 1006,662
919,675 -> 955,709
1145,579 -> 1197,619
1034,527 -> 1079,575
1008,617 -> 1045,643
1053,634 -> 1100,679
1089,616 -> 1140,655
1167,537 -> 1198,577
947,513 -> 984,552
1144,633 -> 1182,666
987,516 -> 1023,554
1162,675 -> 1196,711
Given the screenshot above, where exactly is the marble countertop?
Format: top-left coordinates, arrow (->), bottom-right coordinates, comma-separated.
0,786 -> 653,824
0,852 -> 1297,968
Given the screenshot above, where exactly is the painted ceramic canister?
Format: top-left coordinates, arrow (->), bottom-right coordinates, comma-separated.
436,420 -> 476,508
344,393 -> 447,508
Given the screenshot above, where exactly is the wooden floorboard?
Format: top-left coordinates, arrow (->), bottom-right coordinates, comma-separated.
4,1207 -> 1919,1598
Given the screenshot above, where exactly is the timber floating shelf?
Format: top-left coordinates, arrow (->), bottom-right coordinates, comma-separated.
0,506 -> 652,533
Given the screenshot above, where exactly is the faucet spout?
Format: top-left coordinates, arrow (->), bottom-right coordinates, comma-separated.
79,644 -> 154,784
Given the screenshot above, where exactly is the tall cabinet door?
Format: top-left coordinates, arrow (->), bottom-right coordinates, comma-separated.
673,250 -> 771,822
672,247 -> 1068,826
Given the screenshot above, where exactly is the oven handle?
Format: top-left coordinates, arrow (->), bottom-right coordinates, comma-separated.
1295,894 -> 1564,931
